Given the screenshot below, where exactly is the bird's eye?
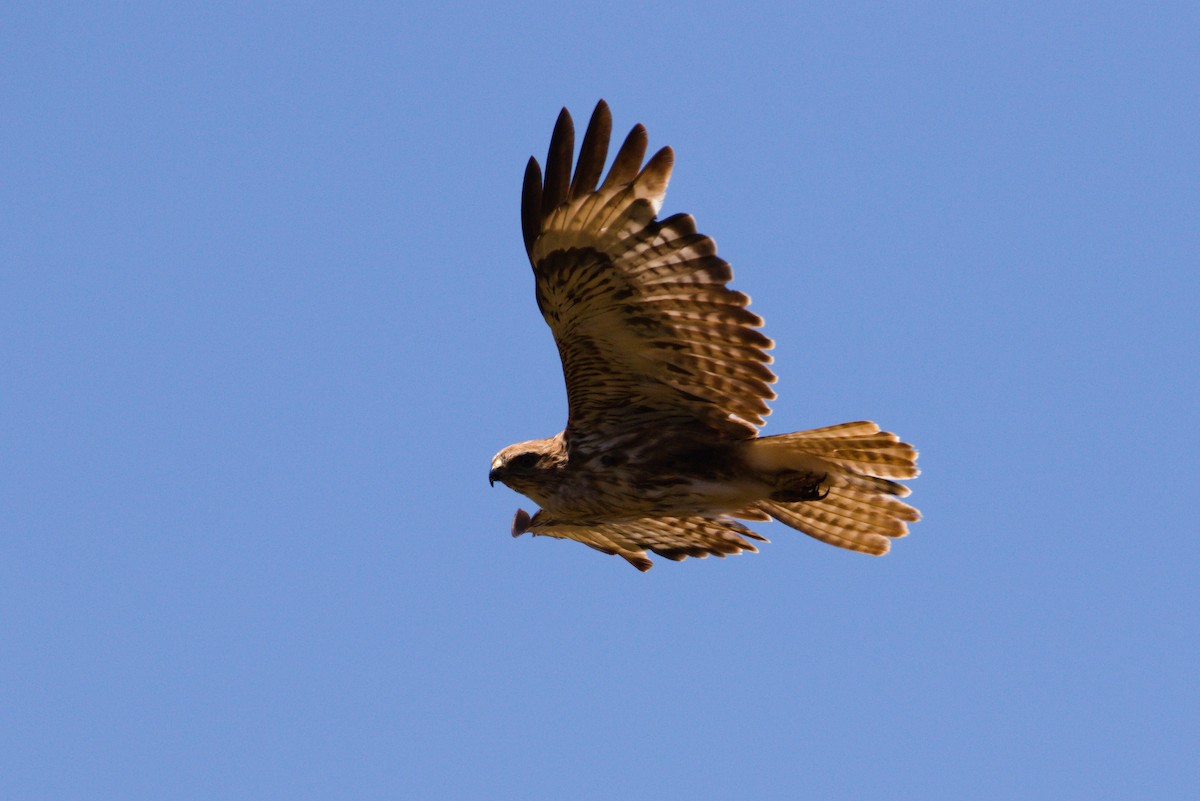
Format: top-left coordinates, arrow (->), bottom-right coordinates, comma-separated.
510,452 -> 539,470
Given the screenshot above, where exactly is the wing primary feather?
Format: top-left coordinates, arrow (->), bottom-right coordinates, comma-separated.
541,108 -> 574,218
570,100 -> 612,200
634,146 -> 674,210
521,157 -> 543,257
602,123 -> 649,189
653,212 -> 697,237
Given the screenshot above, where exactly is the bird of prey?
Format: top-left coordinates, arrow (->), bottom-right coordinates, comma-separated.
489,100 -> 919,571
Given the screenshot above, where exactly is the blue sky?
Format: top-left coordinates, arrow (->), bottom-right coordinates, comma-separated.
3,2 -> 1197,799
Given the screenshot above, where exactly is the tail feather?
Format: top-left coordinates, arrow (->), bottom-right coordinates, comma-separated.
763,421 -> 920,480
749,421 -> 920,555
759,494 -> 894,555
791,421 -> 885,438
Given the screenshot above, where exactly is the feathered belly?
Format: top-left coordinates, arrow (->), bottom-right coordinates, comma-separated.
540,470 -> 766,521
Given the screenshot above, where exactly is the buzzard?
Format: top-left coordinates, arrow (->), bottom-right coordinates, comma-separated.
489,101 -> 919,571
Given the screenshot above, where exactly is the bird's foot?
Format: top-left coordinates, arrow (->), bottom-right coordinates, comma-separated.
770,471 -> 829,502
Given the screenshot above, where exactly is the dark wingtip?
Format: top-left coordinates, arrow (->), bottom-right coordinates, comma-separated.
511,508 -> 532,538
635,145 -> 674,199
508,506 -> 532,537
570,100 -> 613,200
603,123 -> 649,188
540,107 -> 575,218
521,156 -> 543,257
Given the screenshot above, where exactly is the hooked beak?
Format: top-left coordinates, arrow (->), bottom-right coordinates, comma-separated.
489,467 -> 501,487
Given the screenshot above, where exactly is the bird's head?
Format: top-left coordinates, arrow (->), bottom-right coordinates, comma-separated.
488,437 -> 563,497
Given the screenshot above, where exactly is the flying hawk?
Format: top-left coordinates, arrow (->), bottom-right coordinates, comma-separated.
489,101 -> 920,571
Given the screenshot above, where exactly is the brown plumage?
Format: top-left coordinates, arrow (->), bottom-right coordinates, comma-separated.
490,101 -> 920,571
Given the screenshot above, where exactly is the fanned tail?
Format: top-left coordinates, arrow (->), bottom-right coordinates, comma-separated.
748,421 -> 920,555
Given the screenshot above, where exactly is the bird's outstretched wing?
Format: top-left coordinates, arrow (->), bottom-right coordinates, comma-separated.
521,100 -> 776,457
514,509 -> 770,572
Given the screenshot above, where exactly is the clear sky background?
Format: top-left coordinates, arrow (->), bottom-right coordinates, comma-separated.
3,2 -> 1197,799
